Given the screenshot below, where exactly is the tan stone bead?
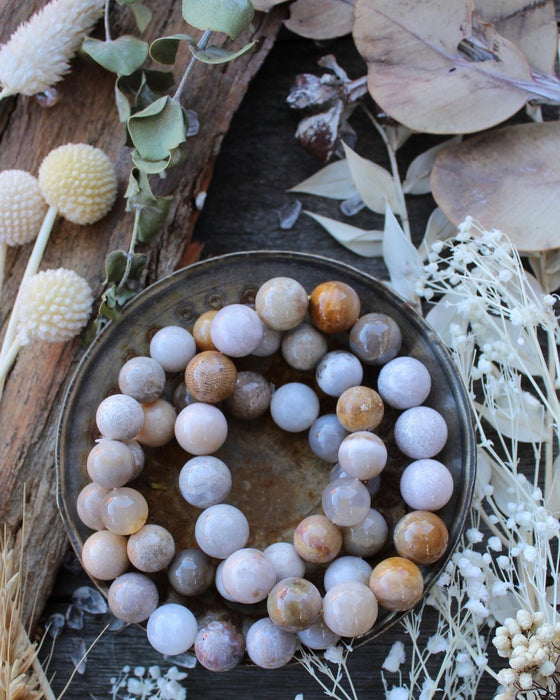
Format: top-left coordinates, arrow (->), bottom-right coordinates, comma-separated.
193,310 -> 218,351
336,386 -> 384,432
393,511 -> 449,565
185,351 -> 237,403
81,530 -> 129,580
309,281 -> 360,333
135,399 -> 176,447
293,514 -> 342,564
369,556 -> 424,611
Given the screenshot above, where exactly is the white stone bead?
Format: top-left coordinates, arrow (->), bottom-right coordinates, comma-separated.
377,356 -> 431,409
322,581 -> 378,637
147,603 -> 198,655
210,304 -> 264,357
149,326 -> 196,373
194,504 -> 249,558
264,542 -> 306,581
96,394 -> 144,441
337,431 -> 387,480
175,403 -> 228,455
400,459 -> 454,511
308,414 -> 348,463
215,560 -> 236,601
321,478 -> 371,526
297,615 -> 341,650
270,382 -> 319,432
324,556 -> 373,591
118,356 -> 166,403
316,351 -> 363,397
220,548 -> 276,604
394,406 -> 448,459
179,456 -> 232,508
246,618 -> 297,669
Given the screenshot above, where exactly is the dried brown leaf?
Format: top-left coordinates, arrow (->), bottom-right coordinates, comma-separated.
431,121 -> 560,252
285,0 -> 355,40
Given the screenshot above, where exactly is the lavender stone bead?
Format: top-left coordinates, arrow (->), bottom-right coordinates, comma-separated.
324,556 -> 373,591
400,459 -> 454,511
108,572 -> 158,623
281,323 -> 327,371
221,548 -> 276,604
270,382 -> 319,432
377,356 -> 431,409
309,414 -> 349,463
195,620 -> 246,672
394,406 -> 448,459
322,478 -> 371,526
264,542 -> 306,581
195,504 -> 249,559
96,394 -> 144,441
315,351 -> 363,397
147,604 -> 198,656
179,456 -> 232,508
118,356 -> 166,404
246,618 -> 297,669
297,615 -> 341,650
337,431 -> 387,480
210,304 -> 264,357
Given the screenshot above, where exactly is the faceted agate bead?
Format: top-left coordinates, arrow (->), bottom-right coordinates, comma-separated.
195,504 -> 249,559
309,281 -> 360,333
195,620 -> 246,672
349,313 -> 402,365
127,524 -> 176,572
147,603 -> 198,655
393,511 -> 449,565
77,482 -> 109,530
192,310 -> 218,351
270,382 -> 319,432
149,326 -> 196,373
135,399 -> 177,447
293,514 -> 342,564
336,386 -> 384,432
322,478 -> 371,526
263,542 -> 306,581
224,371 -> 272,420
108,572 -> 159,623
309,414 -> 349,463
179,456 -> 232,508
338,431 -> 387,480
255,276 -> 309,331
87,439 -> 135,489
324,556 -> 373,591
267,577 -> 322,632
369,557 -> 424,611
316,351 -> 363,397
246,617 -> 297,669
394,406 -> 448,459
322,581 -> 378,637
281,323 -> 327,371
342,508 -> 389,557
297,615 -> 341,650
220,548 -> 276,604
118,356 -> 165,404
81,530 -> 129,580
400,459 -> 454,511
168,548 -> 215,596
175,403 -> 228,455
252,322 -> 283,357
96,394 -> 144,441
377,356 -> 431,409
100,487 -> 148,535
185,351 -> 237,403
210,304 -> 263,357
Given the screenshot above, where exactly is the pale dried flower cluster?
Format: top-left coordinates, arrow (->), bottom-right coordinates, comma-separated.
110,665 -> 188,700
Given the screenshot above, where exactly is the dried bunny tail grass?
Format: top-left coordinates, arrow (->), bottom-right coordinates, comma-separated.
0,0 -> 105,99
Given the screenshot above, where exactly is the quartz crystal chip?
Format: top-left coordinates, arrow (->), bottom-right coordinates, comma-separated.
62,550 -> 84,576
46,612 -> 65,639
72,586 -> 108,614
70,637 -> 87,674
65,604 -> 84,630
164,653 -> 197,669
101,611 -> 128,632
277,200 -> 302,230
340,192 -> 365,217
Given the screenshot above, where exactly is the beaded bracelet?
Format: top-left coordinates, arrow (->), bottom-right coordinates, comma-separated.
76,276 -> 454,672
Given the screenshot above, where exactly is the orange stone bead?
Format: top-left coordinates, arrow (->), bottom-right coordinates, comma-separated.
293,514 -> 342,564
369,556 -> 424,611
393,511 -> 449,565
193,310 -> 218,351
185,351 -> 237,403
309,281 -> 360,333
336,386 -> 384,432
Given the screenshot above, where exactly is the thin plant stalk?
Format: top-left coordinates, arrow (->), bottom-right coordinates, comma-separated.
173,30 -> 212,102
0,240 -> 6,298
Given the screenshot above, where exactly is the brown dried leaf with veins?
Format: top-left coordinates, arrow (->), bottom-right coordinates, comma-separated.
285,0 -> 355,39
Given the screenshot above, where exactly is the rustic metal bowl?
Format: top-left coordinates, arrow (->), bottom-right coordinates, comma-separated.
56,250 -> 475,649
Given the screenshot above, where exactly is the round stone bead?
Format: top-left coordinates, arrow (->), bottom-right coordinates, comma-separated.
394,511 -> 449,565
173,382 -> 198,412
338,431 -> 388,480
322,581 -> 378,637
324,556 -> 373,591
309,281 -> 360,333
118,356 -> 166,404
135,399 -> 177,447
263,542 -> 306,581
147,604 -> 198,655
224,371 -> 272,420
125,439 -> 145,479
195,504 -> 249,559
86,439 -> 135,489
377,356 -> 431,409
221,548 -> 276,604
369,557 -> 424,611
127,524 -> 176,572
192,310 -> 218,351
252,322 -> 283,357
195,621 -> 246,672
322,478 -> 371,526
179,456 -> 232,508
168,548 -> 215,596
77,482 -> 109,530
210,304 -> 264,357
342,508 -> 389,557
400,459 -> 454,511
293,514 -> 342,564
329,462 -> 348,481
316,351 -> 363,397
281,323 -> 328,372
297,615 -> 341,650
336,386 -> 384,432
175,403 -> 228,455
81,530 -> 129,580
394,406 -> 448,459
255,277 -> 309,331
267,577 -> 322,632
96,394 -> 144,441
309,414 -> 349,463
270,382 -> 320,432
100,487 -> 148,535
149,326 -> 196,373
108,572 -> 159,623
246,617 -> 297,669
349,313 -> 402,365
365,476 -> 382,498
185,351 -> 237,403
215,561 -> 236,602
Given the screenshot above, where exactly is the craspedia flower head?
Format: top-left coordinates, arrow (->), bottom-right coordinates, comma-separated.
0,170 -> 47,246
17,268 -> 93,343
38,143 -> 117,225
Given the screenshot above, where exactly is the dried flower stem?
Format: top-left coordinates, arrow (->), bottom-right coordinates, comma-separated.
173,30 -> 212,103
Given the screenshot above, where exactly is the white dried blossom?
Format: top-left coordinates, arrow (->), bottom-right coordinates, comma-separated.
382,641 -> 406,673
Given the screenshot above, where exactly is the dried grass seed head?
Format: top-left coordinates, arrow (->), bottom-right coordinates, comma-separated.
38,143 -> 117,225
0,170 -> 47,246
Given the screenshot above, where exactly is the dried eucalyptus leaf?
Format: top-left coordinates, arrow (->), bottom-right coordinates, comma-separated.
251,0 -> 286,8
189,41 -> 256,64
104,250 -> 129,284
402,136 -> 461,195
132,151 -> 170,174
130,1 -> 152,32
128,96 -> 187,163
137,196 -> 173,243
182,0 -> 254,40
342,142 -> 402,215
425,292 -> 468,347
285,0 -> 355,40
82,36 -> 148,76
527,250 -> 560,295
114,82 -> 131,122
431,121 -> 560,251
546,455 -> 560,516
305,210 -> 383,257
418,207 -> 456,259
383,205 -> 423,307
489,589 -> 525,625
289,160 -> 358,200
150,34 -> 195,65
475,392 -> 549,443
